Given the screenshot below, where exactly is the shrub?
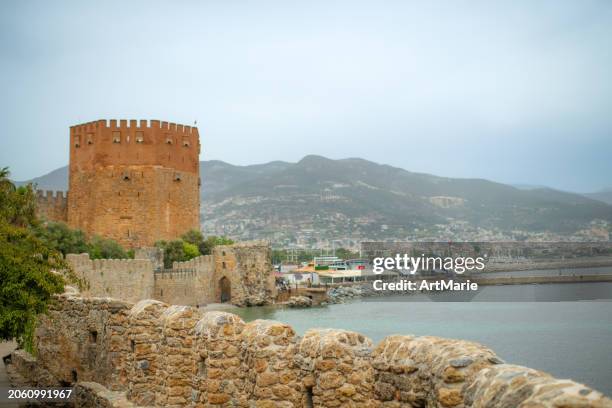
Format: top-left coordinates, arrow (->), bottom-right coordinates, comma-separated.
0,167 -> 67,352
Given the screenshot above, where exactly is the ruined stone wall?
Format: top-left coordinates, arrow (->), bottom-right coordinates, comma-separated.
212,241 -> 277,306
7,293 -> 612,408
66,253 -> 155,303
35,190 -> 68,222
67,119 -> 200,248
32,294 -> 132,390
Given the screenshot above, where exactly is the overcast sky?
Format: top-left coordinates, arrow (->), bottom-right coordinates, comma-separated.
1,0 -> 610,193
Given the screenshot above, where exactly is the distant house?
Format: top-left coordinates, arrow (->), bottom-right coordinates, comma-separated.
278,266 -> 320,285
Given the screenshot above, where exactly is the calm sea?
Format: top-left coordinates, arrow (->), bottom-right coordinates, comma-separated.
227,281 -> 612,396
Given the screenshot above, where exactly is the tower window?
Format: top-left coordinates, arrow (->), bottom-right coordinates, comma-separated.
135,131 -> 144,143
165,134 -> 173,145
174,172 -> 182,182
122,171 -> 131,181
182,137 -> 190,147
86,134 -> 94,145
112,131 -> 121,143
74,135 -> 81,148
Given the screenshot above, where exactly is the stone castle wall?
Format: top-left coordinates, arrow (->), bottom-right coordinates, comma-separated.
7,293 -> 611,408
36,190 -> 68,223
153,255 -> 215,306
67,241 -> 276,307
66,254 -> 156,303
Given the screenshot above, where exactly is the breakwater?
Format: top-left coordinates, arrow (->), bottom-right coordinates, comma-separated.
473,273 -> 612,286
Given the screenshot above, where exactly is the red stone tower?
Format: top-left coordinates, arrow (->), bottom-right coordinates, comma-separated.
67,119 -> 200,248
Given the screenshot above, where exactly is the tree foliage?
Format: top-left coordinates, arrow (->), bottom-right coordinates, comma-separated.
156,231 -> 234,268
200,235 -> 234,256
88,235 -> 130,259
181,229 -> 234,255
33,221 -> 88,256
0,168 -> 66,351
182,241 -> 199,259
33,221 -> 130,259
155,240 -> 190,268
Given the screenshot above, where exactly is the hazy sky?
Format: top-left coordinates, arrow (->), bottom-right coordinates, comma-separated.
1,0 -> 610,193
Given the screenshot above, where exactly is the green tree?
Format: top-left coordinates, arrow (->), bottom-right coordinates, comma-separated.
155,238 -> 203,268
0,167 -> 37,228
182,241 -> 200,260
200,235 -> 234,255
334,248 -> 359,260
33,221 -> 89,256
34,222 -> 130,260
88,235 -> 130,259
181,229 -> 205,254
155,240 -> 185,268
0,168 -> 67,352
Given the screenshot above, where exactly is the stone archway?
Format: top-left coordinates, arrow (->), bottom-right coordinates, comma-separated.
219,276 -> 231,303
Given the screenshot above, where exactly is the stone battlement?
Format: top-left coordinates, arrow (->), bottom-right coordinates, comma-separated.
170,254 -> 214,271
36,190 -> 67,200
35,189 -> 68,222
71,119 -> 199,135
6,293 -> 611,407
66,253 -> 155,302
69,119 -> 200,174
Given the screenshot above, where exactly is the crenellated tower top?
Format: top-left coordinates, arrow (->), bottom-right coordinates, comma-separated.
69,119 -> 200,174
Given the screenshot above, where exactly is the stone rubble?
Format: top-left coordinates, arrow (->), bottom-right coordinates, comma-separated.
287,295 -> 314,308
326,285 -> 367,303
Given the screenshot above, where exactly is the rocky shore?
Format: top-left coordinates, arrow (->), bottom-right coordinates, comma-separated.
326,282 -> 413,304
286,295 -> 314,308
326,284 -> 371,303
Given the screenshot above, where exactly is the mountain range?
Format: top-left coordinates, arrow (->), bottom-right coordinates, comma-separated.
16,155 -> 612,243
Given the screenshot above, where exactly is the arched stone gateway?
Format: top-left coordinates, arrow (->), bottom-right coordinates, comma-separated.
219,276 -> 231,303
